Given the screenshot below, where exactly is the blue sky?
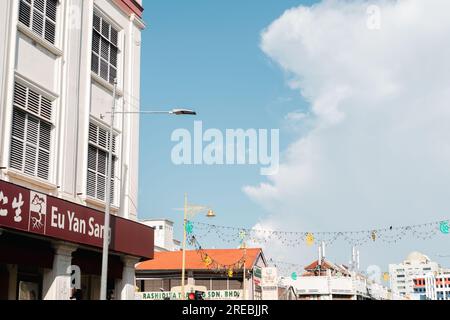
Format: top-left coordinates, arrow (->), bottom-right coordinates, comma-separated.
137,0 -> 450,272
138,1 -> 316,233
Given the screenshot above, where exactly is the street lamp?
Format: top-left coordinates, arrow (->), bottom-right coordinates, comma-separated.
180,193 -> 216,300
100,79 -> 196,301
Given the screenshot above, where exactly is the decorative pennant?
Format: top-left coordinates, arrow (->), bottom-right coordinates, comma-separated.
291,272 -> 298,281
228,268 -> 234,278
185,221 -> 194,234
383,272 -> 390,282
371,230 -> 377,241
439,221 -> 449,234
305,233 -> 314,246
203,255 -> 212,267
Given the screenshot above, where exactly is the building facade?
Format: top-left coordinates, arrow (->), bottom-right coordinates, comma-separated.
140,219 -> 181,252
389,251 -> 440,297
135,248 -> 269,300
280,259 -> 401,300
0,0 -> 153,300
413,271 -> 450,300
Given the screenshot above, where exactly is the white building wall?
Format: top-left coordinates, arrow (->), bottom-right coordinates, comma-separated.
141,219 -> 179,252
0,0 -> 145,300
389,253 -> 439,297
0,0 -> 144,220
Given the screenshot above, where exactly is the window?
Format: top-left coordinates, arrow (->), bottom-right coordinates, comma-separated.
195,279 -> 211,290
18,0 -> 58,44
91,12 -> 119,84
87,122 -> 117,203
211,279 -> 227,290
228,279 -> 243,290
143,279 -> 162,292
10,82 -> 53,180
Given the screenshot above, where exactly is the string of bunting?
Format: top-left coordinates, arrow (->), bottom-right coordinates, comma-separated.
186,234 -> 246,278
187,219 -> 450,248
268,259 -> 305,279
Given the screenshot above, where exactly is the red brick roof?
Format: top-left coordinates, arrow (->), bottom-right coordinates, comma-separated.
136,248 -> 262,271
302,259 -> 351,277
114,0 -> 144,18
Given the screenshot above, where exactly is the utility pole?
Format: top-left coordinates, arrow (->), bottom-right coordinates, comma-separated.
181,193 -> 188,300
242,241 -> 247,300
100,78 -> 117,300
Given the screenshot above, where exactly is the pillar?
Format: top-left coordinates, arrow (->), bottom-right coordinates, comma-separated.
42,242 -> 77,300
7,264 -> 17,300
116,255 -> 140,300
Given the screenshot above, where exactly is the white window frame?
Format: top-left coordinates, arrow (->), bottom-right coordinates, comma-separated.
91,9 -> 121,85
9,81 -> 55,181
18,0 -> 60,46
86,120 -> 119,205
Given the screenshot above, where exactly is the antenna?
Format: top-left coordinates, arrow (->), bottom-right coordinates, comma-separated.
351,246 -> 357,271
318,243 -> 322,262
356,249 -> 360,271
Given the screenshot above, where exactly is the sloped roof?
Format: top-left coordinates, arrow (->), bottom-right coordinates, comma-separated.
136,248 -> 263,271
303,259 -> 351,276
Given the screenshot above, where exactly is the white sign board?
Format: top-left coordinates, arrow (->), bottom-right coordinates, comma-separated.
136,290 -> 243,300
261,267 -> 278,300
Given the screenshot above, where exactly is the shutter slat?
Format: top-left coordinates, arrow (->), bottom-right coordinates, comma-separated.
98,126 -> 108,149
39,122 -> 51,150
13,83 -> 28,108
10,138 -> 24,171
27,90 -> 40,115
44,20 -> 56,44
10,82 -> 53,180
32,11 -> 44,36
18,1 -> 32,27
24,144 -> 37,176
40,96 -> 52,121
46,0 -> 58,22
87,170 -> 97,198
37,149 -> 50,179
34,0 -> 45,13
26,116 -> 39,145
97,174 -> 106,201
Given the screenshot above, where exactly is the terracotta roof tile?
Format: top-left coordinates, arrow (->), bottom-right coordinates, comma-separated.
136,248 -> 262,271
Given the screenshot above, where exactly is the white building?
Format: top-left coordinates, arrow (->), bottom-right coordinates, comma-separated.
412,271 -> 450,300
141,219 -> 181,252
0,0 -> 154,300
136,248 -> 268,300
389,251 -> 440,297
279,259 -> 403,300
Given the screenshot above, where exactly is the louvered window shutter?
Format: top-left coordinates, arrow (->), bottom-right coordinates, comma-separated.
10,82 -> 53,180
91,12 -> 119,84
87,122 -> 117,203
18,0 -> 58,45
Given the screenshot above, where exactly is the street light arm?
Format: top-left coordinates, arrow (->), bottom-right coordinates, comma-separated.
106,109 -> 197,115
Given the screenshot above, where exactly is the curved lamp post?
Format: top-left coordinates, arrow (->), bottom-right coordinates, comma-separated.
180,193 -> 216,300
100,80 -> 196,300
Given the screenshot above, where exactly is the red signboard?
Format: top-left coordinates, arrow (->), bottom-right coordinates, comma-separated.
0,180 -> 153,259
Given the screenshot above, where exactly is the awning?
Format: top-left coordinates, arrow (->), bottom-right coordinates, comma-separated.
0,180 -> 154,259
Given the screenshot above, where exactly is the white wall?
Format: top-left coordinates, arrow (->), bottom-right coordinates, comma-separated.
141,220 -> 176,251
0,0 -> 144,220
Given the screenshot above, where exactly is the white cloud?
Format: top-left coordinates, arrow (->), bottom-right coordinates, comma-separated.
245,0 -> 450,268
284,110 -> 307,122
